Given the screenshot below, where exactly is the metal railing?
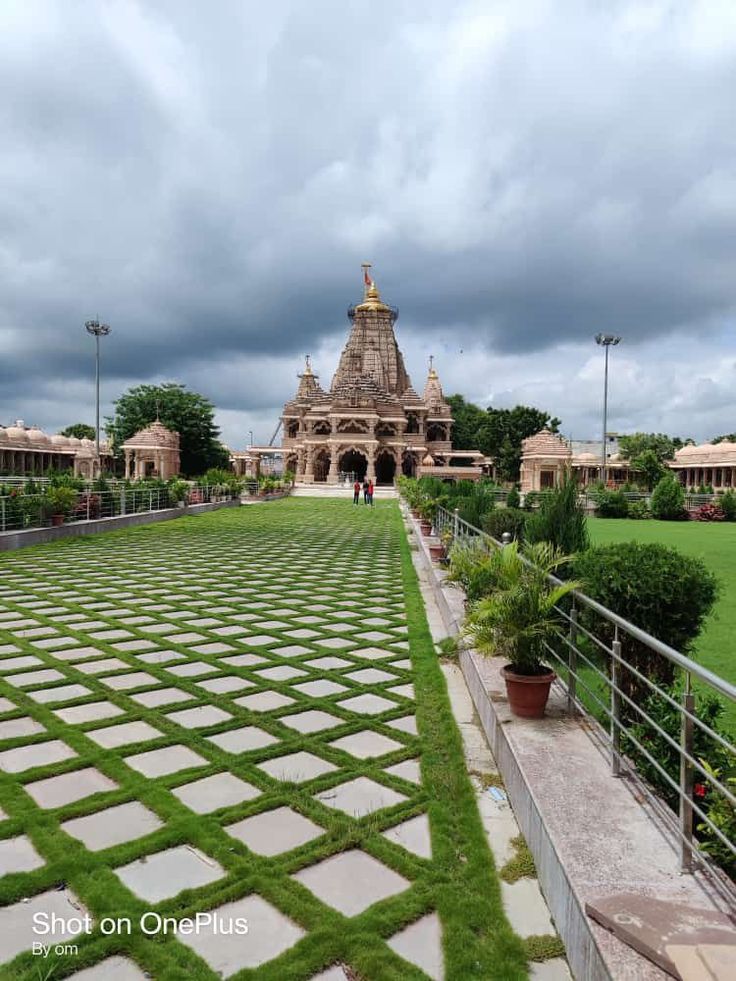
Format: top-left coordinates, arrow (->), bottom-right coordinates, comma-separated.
433,504 -> 736,876
0,484 -> 239,533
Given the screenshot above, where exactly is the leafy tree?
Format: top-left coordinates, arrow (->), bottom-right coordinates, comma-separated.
618,432 -> 684,463
524,473 -> 589,559
106,383 -> 230,477
631,448 -> 667,490
650,474 -> 687,520
712,433 -> 736,444
59,423 -> 96,440
446,395 -> 488,451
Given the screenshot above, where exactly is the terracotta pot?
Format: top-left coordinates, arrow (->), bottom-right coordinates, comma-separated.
51,513 -> 65,526
502,665 -> 555,719
420,520 -> 432,536
428,543 -> 445,561
411,509 -> 421,518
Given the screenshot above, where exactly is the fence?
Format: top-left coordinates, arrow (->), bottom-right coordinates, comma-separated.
0,484 -> 236,533
434,504 -> 736,876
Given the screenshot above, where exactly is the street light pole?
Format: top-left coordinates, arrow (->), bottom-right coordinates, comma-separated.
248,430 -> 254,447
85,317 -> 111,471
595,333 -> 621,486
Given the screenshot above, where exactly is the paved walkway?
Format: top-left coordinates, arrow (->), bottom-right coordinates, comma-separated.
0,500 -> 528,980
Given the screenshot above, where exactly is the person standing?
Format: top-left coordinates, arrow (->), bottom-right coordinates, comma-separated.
368,479 -> 375,506
362,477 -> 370,504
353,479 -> 361,505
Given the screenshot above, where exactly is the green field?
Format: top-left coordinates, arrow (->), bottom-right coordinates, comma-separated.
587,519 -> 736,732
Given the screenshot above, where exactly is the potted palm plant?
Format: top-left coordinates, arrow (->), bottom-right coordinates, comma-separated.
45,485 -> 77,526
418,498 -> 436,537
465,542 -> 579,718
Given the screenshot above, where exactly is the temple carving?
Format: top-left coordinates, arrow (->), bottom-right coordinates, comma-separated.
280,269 -> 485,484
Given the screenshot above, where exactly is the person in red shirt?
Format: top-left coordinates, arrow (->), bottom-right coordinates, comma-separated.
353,479 -> 360,505
368,480 -> 375,506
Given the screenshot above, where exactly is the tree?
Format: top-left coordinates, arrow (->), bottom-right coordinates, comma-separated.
631,448 -> 667,490
446,395 -> 487,450
618,432 -> 684,463
712,434 -> 736,444
106,383 -> 230,476
59,423 -> 96,441
650,474 -> 687,520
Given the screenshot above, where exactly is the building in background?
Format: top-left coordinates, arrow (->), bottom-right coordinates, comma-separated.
0,421 -> 113,478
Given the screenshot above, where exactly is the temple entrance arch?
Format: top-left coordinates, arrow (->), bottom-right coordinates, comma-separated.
401,450 -> 417,477
375,449 -> 396,484
313,448 -> 331,482
339,449 -> 367,481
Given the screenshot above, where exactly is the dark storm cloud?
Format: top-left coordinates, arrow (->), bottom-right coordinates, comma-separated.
1,0 -> 736,443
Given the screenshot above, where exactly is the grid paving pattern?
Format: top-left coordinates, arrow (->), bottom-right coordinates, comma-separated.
0,501 -> 526,980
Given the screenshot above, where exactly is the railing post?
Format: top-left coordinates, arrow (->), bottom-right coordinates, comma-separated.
680,674 -> 695,873
611,627 -> 622,777
149,490 -> 152,513
567,601 -> 578,715
0,497 -> 5,533
86,493 -> 90,521
121,489 -> 126,516
453,507 -> 459,542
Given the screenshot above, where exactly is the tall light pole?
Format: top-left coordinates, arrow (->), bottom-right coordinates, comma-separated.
248,430 -> 254,447
85,317 -> 111,469
595,333 -> 621,486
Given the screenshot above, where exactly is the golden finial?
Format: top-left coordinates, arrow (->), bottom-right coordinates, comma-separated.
304,354 -> 312,375
428,355 -> 438,379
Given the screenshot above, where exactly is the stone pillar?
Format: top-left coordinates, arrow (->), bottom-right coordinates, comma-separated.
327,448 -> 340,484
304,445 -> 314,483
366,444 -> 376,484
124,450 -> 131,478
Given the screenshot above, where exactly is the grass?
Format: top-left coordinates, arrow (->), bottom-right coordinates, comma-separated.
0,500 -> 529,980
587,517 -> 736,729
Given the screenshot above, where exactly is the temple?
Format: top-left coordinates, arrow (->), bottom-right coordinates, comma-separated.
279,269 -> 487,484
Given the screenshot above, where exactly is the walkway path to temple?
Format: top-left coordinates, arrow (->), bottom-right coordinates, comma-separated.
0,500 -> 530,980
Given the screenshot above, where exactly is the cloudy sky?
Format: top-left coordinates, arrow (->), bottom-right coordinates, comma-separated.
1,0 -> 735,448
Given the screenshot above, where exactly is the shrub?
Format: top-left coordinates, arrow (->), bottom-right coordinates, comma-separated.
524,475 -> 588,558
593,489 -> 629,518
650,475 -> 687,520
482,508 -> 527,542
573,542 -> 719,705
627,499 -> 651,520
447,539 -> 507,603
718,490 -> 736,521
506,487 -> 520,509
693,503 -> 725,522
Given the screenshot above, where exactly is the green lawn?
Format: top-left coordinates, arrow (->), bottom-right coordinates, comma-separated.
0,501 -> 528,980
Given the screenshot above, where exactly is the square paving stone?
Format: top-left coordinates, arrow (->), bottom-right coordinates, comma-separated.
302,657 -> 350,671
184,618 -> 222,628
139,623 -> 178,634
190,642 -> 234,656
0,646 -> 21,656
25,767 -> 118,808
382,813 -> 432,859
197,676 -> 254,694
324,622 -> 357,632
163,632 -> 207,644
54,701 -> 125,725
172,772 -> 260,813
337,693 -> 398,715
62,800 -> 163,851
293,849 -> 409,917
0,655 -> 43,671
125,745 -> 208,778
314,776 -> 407,818
0,834 -> 45,874
391,658 -> 412,670
285,628 -> 320,639
234,690 -> 296,712
113,639 -> 158,652
76,657 -> 129,675
166,705 -> 233,729
176,894 -> 305,973
388,912 -> 444,980
0,888 -> 88,964
255,665 -> 307,682
68,956 -> 148,980
345,668 -> 397,685
386,715 -> 418,736
29,683 -> 92,704
356,631 -> 393,642
258,751 -> 337,783
87,721 -> 163,749
101,672 -> 160,691
207,726 -> 279,753
211,625 -> 249,636
116,844 -> 224,902
315,638 -> 357,651
385,759 -> 421,784
166,661 -> 220,678
49,646 -> 106,661
226,805 -> 323,856
328,730 -> 403,759
130,687 -> 191,708
89,629 -> 133,641
275,644 -> 311,658
280,710 -> 345,734
6,668 -> 65,688
293,679 -> 349,698
220,653 -> 267,668
137,650 -> 185,664
349,647 -> 393,661
388,683 -> 415,700
0,716 -> 46,740
240,634 -> 280,648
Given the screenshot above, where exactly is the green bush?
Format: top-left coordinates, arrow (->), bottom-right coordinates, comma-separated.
593,489 -> 629,518
524,475 -> 588,558
482,508 -> 527,542
719,490 -> 736,521
573,542 -> 719,705
506,487 -> 520,509
650,475 -> 687,520
447,539 -> 507,603
627,499 -> 651,520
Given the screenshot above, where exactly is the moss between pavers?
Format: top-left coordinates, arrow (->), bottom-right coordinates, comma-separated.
0,500 -> 528,980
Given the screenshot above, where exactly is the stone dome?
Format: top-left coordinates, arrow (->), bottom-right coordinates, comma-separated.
27,426 -> 50,445
521,429 -> 571,459
4,423 -> 27,441
123,420 -> 180,449
50,434 -> 70,446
